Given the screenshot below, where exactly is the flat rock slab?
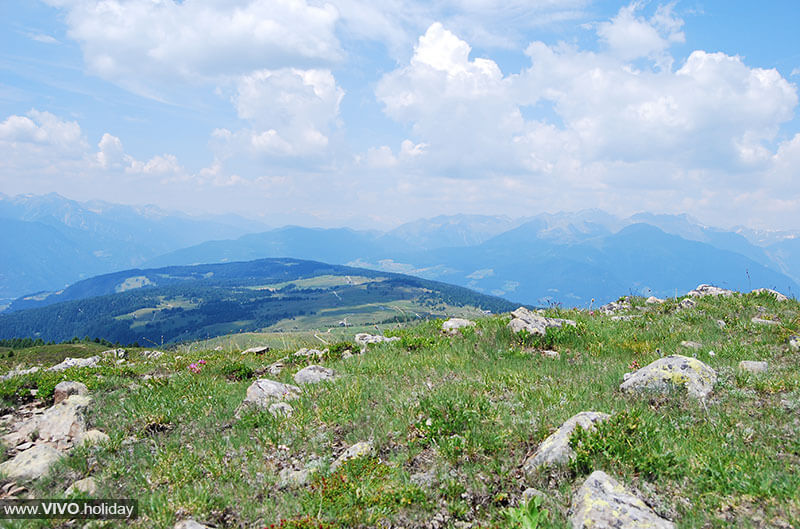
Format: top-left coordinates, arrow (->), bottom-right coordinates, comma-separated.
680,341 -> 702,350
242,346 -> 270,355
751,317 -> 780,326
48,356 -> 100,372
268,402 -> 294,417
0,366 -> 40,381
66,476 -> 98,496
354,333 -> 400,349
53,381 -> 88,405
442,318 -> 475,334
508,307 -> 576,336
620,355 -> 716,399
293,365 -> 337,385
750,288 -> 789,301
523,411 -> 610,474
0,444 -> 63,482
241,379 -> 301,410
330,441 -> 374,471
739,360 -> 768,374
37,394 -> 91,447
570,471 -> 675,529
687,284 -> 735,298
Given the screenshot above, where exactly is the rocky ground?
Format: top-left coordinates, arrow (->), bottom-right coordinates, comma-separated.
0,285 -> 798,528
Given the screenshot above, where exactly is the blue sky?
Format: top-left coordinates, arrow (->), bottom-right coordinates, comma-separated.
1,1 -> 799,230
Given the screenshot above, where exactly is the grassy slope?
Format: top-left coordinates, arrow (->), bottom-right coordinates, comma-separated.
3,291 -> 800,528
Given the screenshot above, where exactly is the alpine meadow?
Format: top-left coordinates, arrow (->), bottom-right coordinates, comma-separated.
2,2 -> 800,528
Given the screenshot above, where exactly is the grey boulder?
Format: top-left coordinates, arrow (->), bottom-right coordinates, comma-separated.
508,307 -> 576,336
687,284 -> 734,298
523,412 -> 610,474
294,365 -> 337,385
620,355 -> 716,399
442,318 -> 475,334
739,360 -> 768,374
569,471 -> 675,528
240,379 -> 301,410
0,444 -> 63,481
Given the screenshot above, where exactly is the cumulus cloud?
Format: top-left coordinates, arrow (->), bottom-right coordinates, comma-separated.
226,68 -> 344,157
42,0 -> 341,90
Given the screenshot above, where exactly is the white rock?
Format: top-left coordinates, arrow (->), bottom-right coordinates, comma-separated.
542,350 -> 560,359
645,296 -> 665,304
523,412 -> 610,474
750,288 -> 789,302
569,471 -> 675,529
790,336 -> 799,351
240,379 -> 301,410
739,360 -> 768,374
508,307 -> 576,336
294,348 -> 325,358
687,284 -> 735,298
0,366 -> 40,381
47,356 -> 100,372
442,318 -> 475,334
354,333 -> 400,350
101,348 -> 127,359
680,341 -> 702,350
293,365 -> 337,385
242,346 -> 270,355
0,444 -> 63,481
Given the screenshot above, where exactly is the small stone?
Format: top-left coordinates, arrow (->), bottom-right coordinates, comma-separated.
790,336 -> 799,351
242,346 -> 270,355
751,317 -> 780,326
101,348 -> 127,359
523,411 -> 610,474
330,441 -> 374,471
620,355 -> 716,399
522,487 -> 547,503
53,381 -> 88,405
717,320 -> 727,329
542,350 -> 560,359
267,361 -> 284,375
278,467 -> 313,488
410,470 -> 437,489
174,521 -> 211,529
680,341 -> 702,350
677,298 -> 696,310
15,442 -> 34,451
569,471 -> 675,528
0,444 -> 63,481
268,402 -> 294,417
293,365 -> 337,385
76,429 -> 110,447
140,350 -> 164,359
645,296 -> 665,304
708,350 -> 716,357
442,318 -> 475,334
65,477 -> 98,496
739,360 -> 768,374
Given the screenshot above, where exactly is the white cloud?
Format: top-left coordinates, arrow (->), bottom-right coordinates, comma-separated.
43,0 -> 341,91
229,68 -> 344,157
0,110 -> 87,160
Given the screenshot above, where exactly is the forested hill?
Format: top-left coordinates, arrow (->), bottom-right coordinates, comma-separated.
0,258 -> 519,344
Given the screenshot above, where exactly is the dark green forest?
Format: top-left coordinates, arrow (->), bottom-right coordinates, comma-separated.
0,258 -> 519,344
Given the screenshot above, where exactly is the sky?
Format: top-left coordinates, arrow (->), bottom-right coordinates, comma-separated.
1,1 -> 799,230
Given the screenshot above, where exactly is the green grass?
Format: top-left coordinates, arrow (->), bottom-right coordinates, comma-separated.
2,291 -> 799,527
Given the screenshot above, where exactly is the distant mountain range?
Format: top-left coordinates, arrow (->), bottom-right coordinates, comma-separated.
2,193 -> 799,307
0,193 -> 268,300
